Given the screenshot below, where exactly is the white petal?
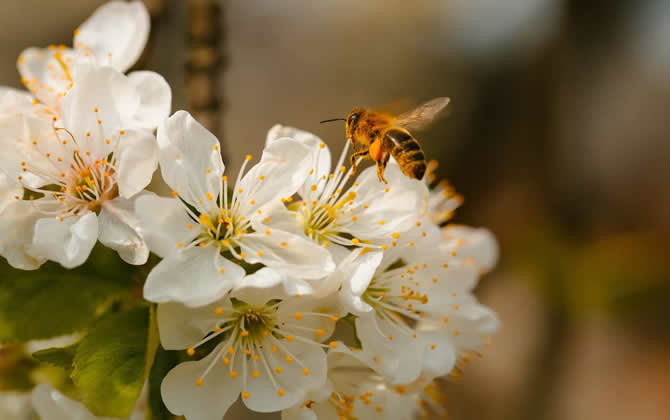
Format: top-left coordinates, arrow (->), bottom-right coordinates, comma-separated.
243,344 -> 327,413
0,171 -> 23,213
98,196 -> 148,265
143,245 -> 244,307
236,138 -> 312,216
161,344 -> 241,420
16,48 -> 77,109
74,0 -> 150,72
356,314 -> 422,385
441,226 -> 499,273
32,212 -> 98,269
341,164 -> 427,241
347,250 -> 383,296
0,87 -> 34,114
32,384 -> 95,420
0,113 -> 62,189
61,64 -> 131,155
126,71 -> 172,129
265,125 -> 331,199
0,200 -> 45,270
418,330 -> 457,378
116,128 -> 158,198
157,300 -> 228,350
238,267 -> 283,290
239,229 -> 335,280
135,192 -> 198,258
324,248 -> 382,313
157,111 -> 224,209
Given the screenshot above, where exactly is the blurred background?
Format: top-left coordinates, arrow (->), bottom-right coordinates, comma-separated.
2,0 -> 670,419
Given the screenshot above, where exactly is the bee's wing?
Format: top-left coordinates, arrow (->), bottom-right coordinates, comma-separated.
393,97 -> 450,131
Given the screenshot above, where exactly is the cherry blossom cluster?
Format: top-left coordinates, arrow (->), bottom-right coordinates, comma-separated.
0,2 -> 499,419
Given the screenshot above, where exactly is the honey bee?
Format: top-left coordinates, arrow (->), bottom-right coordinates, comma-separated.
322,97 -> 450,183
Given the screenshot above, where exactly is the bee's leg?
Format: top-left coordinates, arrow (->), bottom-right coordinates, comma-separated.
376,151 -> 391,184
350,150 -> 368,174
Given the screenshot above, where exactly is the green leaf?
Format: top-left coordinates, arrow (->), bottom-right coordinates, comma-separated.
72,306 -> 157,418
0,272 -> 125,342
147,345 -> 180,420
32,344 -> 78,374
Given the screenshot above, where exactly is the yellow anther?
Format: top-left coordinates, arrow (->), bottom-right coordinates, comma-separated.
310,184 -> 317,191
252,370 -> 260,377
240,330 -> 249,337
286,335 -> 294,342
294,312 -> 303,320
245,154 -> 252,161
177,242 -> 183,248
381,244 -> 388,250
392,232 -> 400,239
379,220 -> 385,225
277,389 -> 285,397
227,347 -> 234,354
319,142 -> 325,148
219,268 -> 225,274
230,371 -> 238,378
329,342 -> 338,348
280,242 -> 288,247
205,168 -> 211,174
223,357 -> 230,365
271,346 -> 278,352
275,366 -> 283,373
171,190 -> 178,197
285,356 -> 293,363
316,329 -> 325,336
242,391 -> 250,399
351,238 -> 360,245
187,347 -> 195,356
195,378 -> 204,387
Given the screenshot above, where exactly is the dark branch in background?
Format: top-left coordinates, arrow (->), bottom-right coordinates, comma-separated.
187,0 -> 225,142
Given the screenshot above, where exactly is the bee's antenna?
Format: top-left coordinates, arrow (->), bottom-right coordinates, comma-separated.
319,118 -> 347,124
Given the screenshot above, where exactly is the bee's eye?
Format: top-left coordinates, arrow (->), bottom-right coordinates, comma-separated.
347,113 -> 360,128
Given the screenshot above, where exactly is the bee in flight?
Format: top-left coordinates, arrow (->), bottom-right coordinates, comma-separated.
321,97 -> 450,183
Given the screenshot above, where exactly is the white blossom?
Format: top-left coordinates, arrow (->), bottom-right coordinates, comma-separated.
281,348 -> 440,420
0,64 -> 170,268
264,125 -> 427,263
139,112 -> 335,308
158,285 -> 344,419
16,0 -> 151,111
324,241 -> 499,385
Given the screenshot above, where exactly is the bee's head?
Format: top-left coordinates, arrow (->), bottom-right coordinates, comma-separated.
345,108 -> 364,140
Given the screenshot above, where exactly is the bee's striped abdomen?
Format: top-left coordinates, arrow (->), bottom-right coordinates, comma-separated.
385,127 -> 426,180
